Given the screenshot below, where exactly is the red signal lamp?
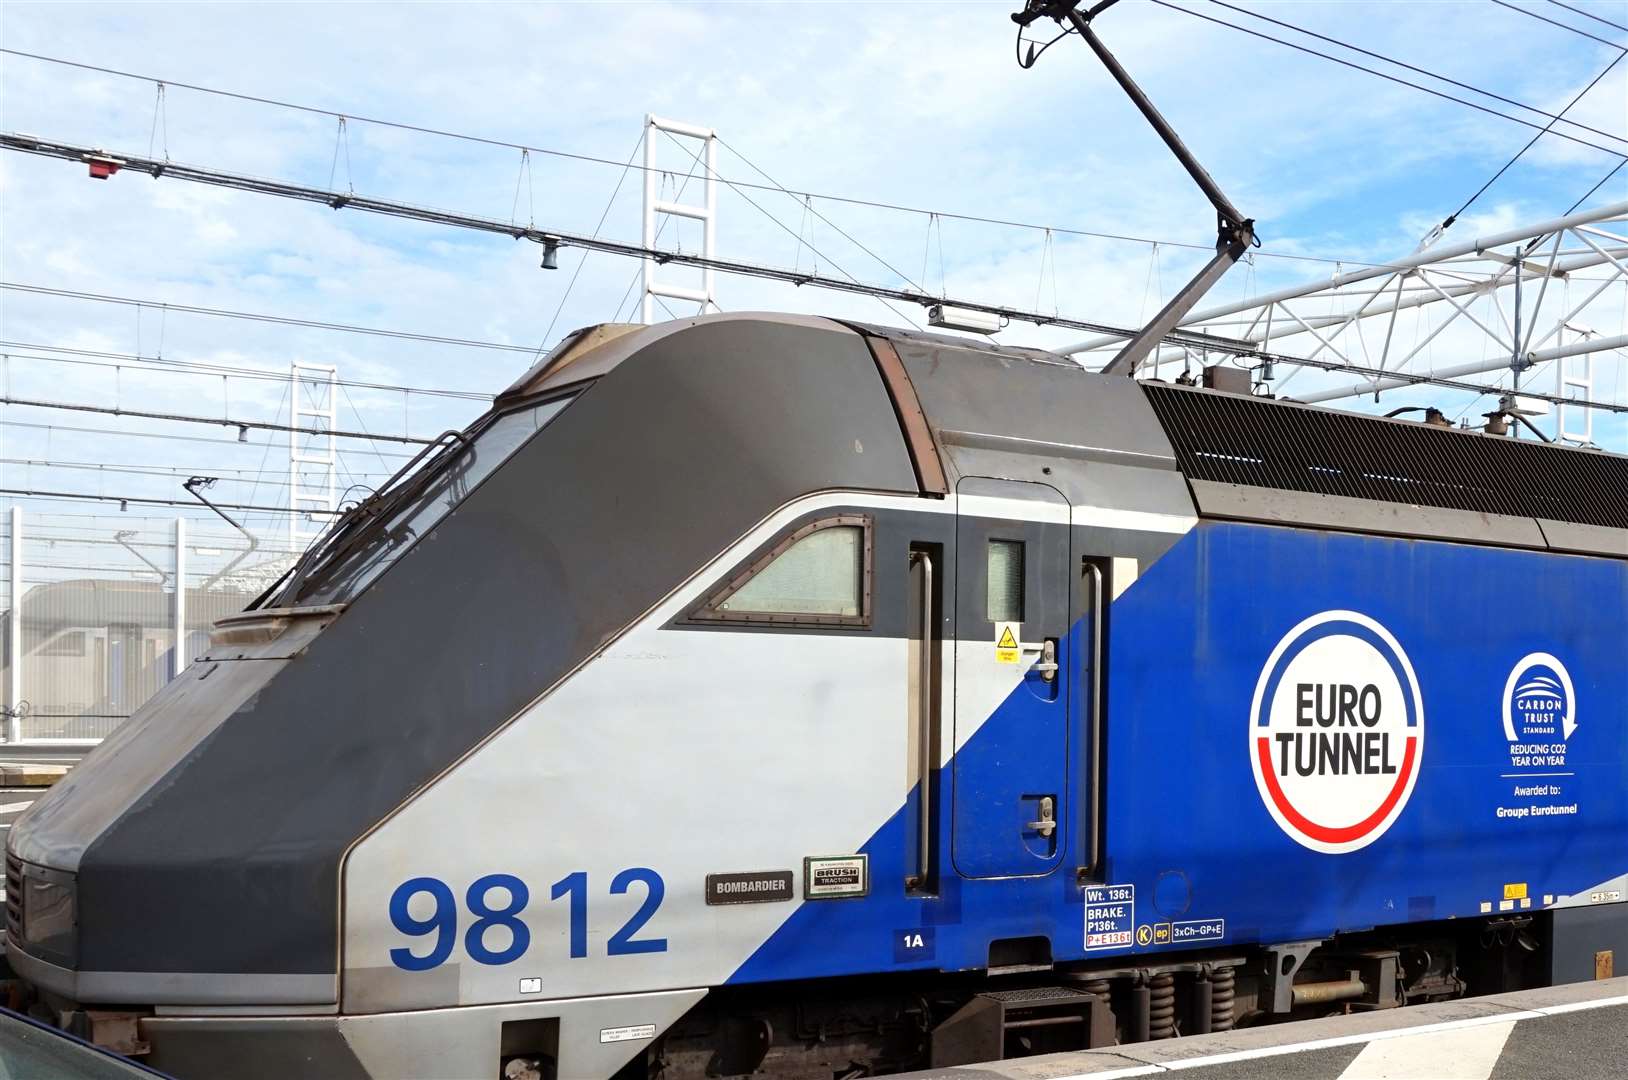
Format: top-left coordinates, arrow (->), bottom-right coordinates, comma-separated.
86,154 -> 123,180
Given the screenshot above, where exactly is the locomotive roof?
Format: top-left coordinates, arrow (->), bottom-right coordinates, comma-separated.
511,313 -> 1626,558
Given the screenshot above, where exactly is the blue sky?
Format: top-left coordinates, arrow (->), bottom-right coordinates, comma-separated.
1,0 -> 1625,551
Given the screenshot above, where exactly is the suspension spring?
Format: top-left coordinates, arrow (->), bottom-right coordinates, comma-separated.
1081,977 -> 1111,1003
1148,972 -> 1176,1039
1210,966 -> 1236,1032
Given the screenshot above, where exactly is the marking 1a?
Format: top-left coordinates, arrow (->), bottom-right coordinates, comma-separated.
895,926 -> 936,962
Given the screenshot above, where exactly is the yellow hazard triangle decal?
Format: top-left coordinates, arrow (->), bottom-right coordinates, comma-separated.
994,622 -> 1021,663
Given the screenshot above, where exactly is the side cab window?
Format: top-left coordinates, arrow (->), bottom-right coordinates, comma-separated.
691,514 -> 872,628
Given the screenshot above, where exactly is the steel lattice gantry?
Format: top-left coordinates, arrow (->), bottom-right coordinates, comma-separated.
1061,201 -> 1628,443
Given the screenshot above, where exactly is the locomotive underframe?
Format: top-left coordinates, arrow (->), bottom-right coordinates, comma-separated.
612,908 -> 1574,1080
3,903 -> 1598,1079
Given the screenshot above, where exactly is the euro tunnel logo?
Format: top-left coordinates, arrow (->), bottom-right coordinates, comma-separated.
1249,611 -> 1425,854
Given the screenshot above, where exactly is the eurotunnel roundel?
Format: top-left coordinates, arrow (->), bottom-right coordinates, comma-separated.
1249,610 -> 1424,854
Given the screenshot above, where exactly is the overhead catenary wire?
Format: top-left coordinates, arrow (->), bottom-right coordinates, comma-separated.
0,46 -> 1479,274
538,131 -> 645,352
1,488 -> 315,515
242,373 -> 291,524
1,389 -> 437,444
1273,348 -> 1628,414
0,281 -> 541,355
656,128 -> 924,329
1198,0 -> 1627,145
7,132 -> 1623,408
1491,0 -> 1628,47
1544,0 -> 1628,34
6,133 -> 1253,349
0,456 -> 394,489
21,562 -> 295,580
1439,49 -> 1626,229
610,148 -> 741,326
335,380 -> 395,479
1567,158 -> 1628,215
7,532 -> 308,559
0,338 -> 494,401
611,140 -> 706,324
10,525 -> 295,546
3,57 -> 1614,413
1149,1 -> 1628,159
0,418 -> 419,456
714,132 -> 930,292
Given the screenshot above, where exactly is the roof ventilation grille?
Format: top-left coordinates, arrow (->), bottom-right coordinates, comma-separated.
1142,383 -> 1628,530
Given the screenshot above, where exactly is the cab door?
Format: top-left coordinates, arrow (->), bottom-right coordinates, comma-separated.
952,477 -> 1071,879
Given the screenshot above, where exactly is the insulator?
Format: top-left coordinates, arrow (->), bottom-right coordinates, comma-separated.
1210,966 -> 1237,1032
1148,972 -> 1176,1039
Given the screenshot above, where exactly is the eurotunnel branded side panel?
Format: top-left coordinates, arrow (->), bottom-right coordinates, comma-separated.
1102,520 -> 1628,950
339,509 -> 1625,1014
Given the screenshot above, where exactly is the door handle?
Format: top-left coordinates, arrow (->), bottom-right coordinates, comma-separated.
1025,639 -> 1058,681
1027,795 -> 1057,838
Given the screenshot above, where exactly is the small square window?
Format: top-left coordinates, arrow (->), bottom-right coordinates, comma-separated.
987,540 -> 1024,623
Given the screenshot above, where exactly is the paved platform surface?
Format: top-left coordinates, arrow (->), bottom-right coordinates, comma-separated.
892,977 -> 1628,1080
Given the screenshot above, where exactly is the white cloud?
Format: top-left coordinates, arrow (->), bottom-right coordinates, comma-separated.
0,0 -> 1623,532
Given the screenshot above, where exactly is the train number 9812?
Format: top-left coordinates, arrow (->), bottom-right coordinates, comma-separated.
387,868 -> 667,971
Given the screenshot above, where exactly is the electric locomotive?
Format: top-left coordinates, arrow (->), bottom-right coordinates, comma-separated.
6,313 -> 1626,1079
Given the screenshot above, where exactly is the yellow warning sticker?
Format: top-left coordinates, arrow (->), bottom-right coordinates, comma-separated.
994,622 -> 1021,664
1154,923 -> 1172,945
1136,924 -> 1153,947
1504,882 -> 1528,901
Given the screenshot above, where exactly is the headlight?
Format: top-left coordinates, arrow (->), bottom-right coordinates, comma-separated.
17,862 -> 77,966
24,880 -> 74,943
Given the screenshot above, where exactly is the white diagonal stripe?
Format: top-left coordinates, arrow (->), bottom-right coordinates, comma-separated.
1338,1020 -> 1516,1080
1041,994 -> 1628,1078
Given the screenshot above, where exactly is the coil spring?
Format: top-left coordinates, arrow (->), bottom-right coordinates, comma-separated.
1148,972 -> 1176,1039
1210,967 -> 1236,1032
1081,977 -> 1111,1003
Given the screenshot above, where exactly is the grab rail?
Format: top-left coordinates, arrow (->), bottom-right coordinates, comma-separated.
909,550 -> 935,889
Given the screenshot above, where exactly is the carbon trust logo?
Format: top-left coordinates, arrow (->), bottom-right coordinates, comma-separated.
1249,611 -> 1425,854
1502,653 -> 1575,770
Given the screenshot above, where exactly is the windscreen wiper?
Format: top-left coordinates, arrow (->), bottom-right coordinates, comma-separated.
262,429 -> 469,606
1013,0 -> 1258,376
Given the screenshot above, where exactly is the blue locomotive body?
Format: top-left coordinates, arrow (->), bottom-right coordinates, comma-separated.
730,521 -> 1628,984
